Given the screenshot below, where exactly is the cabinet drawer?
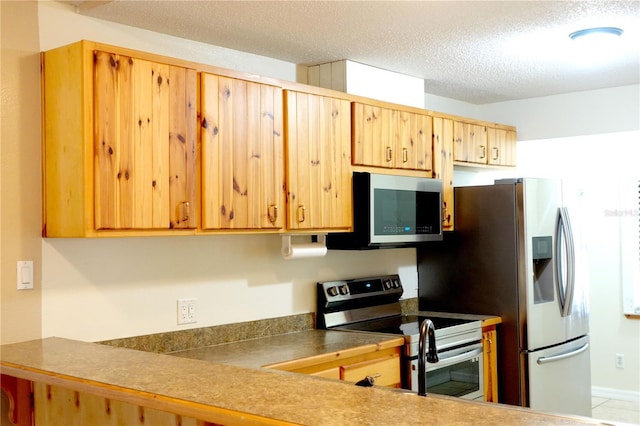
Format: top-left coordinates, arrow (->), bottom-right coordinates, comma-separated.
309,366 -> 341,380
340,354 -> 401,387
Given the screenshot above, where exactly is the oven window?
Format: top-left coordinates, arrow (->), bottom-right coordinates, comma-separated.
427,357 -> 481,398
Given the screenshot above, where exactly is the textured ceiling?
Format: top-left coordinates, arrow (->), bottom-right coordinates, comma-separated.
75,0 -> 639,104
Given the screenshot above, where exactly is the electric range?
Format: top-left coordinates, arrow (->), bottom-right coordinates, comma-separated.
316,274 -> 484,399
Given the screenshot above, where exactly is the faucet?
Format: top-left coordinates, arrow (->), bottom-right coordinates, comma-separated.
418,319 -> 439,396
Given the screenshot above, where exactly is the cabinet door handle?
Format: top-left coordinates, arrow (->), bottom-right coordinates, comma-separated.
492,147 -> 499,160
180,201 -> 190,223
268,205 -> 278,224
479,145 -> 486,159
402,148 -> 408,163
297,205 -> 306,223
386,146 -> 393,162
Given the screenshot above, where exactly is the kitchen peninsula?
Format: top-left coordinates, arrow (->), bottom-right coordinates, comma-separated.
1,337 -> 603,425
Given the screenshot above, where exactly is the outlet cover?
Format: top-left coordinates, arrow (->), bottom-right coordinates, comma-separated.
177,298 -> 197,325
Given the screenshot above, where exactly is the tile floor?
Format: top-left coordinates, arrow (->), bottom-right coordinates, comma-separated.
592,397 -> 640,425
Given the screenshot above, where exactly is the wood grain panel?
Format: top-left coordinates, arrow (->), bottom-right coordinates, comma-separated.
285,91 -> 352,230
93,50 -> 196,231
340,99 -> 353,227
168,66 -> 197,229
261,84 -> 284,228
295,92 -> 311,229
116,54 -> 134,229
433,116 -> 454,231
284,91 -> 298,230
200,73 -> 221,229
94,50 -> 119,230
397,110 -> 411,169
34,383 -> 211,426
150,62 -> 171,229
132,57 -> 153,229
201,73 -> 284,230
232,78 -> 249,228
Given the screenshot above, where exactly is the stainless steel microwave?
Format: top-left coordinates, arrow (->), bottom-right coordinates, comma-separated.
327,172 -> 443,249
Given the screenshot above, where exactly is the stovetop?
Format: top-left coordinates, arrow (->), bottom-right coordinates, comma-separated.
333,314 -> 473,337
316,274 -> 483,353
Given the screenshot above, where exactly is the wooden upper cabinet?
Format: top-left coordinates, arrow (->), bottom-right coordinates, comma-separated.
284,90 -> 352,231
432,117 -> 454,231
93,51 -> 197,231
487,127 -> 517,166
453,121 -> 488,164
352,102 -> 433,172
454,120 -> 517,167
200,73 -> 285,230
42,41 -> 197,237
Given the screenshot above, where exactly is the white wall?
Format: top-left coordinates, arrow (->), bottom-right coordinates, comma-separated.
34,2 -> 418,342
477,85 -> 640,141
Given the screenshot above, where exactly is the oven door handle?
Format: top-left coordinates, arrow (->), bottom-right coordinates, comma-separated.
438,337 -> 482,351
427,347 -> 483,370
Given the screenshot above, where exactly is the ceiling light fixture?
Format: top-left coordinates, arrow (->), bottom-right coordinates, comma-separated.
569,26 -> 624,41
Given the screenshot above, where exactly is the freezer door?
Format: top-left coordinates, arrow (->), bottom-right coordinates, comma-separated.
523,179 -> 566,350
526,335 -> 591,417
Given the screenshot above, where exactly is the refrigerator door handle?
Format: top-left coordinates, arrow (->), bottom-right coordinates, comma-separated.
555,207 -> 576,317
536,342 -> 589,365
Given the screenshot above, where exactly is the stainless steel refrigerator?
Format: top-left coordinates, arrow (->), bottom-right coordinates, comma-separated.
417,178 -> 591,417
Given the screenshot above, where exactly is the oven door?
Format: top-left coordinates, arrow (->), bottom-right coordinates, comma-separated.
409,342 -> 484,400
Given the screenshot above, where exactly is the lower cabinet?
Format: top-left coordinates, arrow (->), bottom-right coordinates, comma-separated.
483,324 -> 499,402
268,346 -> 402,388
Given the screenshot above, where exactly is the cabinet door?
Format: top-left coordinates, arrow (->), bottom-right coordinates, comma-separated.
482,327 -> 499,403
94,51 -> 197,230
396,111 -> 433,171
432,117 -> 454,231
285,91 -> 352,230
453,121 -> 488,164
487,127 -> 517,166
352,102 -> 396,168
200,74 -> 284,230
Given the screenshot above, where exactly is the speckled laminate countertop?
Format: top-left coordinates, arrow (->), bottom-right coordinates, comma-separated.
168,329 -> 403,368
0,335 -> 601,425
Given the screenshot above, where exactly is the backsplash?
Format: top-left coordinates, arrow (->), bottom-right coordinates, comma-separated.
99,297 -> 419,354
99,313 -> 314,353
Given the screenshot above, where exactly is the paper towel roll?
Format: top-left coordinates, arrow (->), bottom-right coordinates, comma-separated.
281,234 -> 327,260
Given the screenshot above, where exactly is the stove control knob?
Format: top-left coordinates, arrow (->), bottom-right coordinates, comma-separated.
392,278 -> 400,288
383,279 -> 392,290
327,286 -> 339,297
339,285 -> 349,295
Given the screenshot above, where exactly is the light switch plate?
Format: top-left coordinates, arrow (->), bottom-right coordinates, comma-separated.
17,261 -> 34,290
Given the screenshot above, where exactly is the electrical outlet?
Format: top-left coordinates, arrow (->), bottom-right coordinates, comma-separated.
177,298 -> 197,325
615,353 -> 624,369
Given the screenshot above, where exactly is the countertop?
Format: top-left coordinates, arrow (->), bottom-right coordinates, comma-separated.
0,335 -> 602,425
169,329 -> 403,368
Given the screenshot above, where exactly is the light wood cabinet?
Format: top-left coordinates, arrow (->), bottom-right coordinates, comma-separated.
453,120 -> 517,167
487,127 -> 517,166
43,41 -> 197,236
352,102 -> 433,172
269,346 -> 402,388
200,73 -> 285,230
284,90 -> 353,231
453,121 -> 488,164
432,116 -> 455,231
483,324 -> 499,403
